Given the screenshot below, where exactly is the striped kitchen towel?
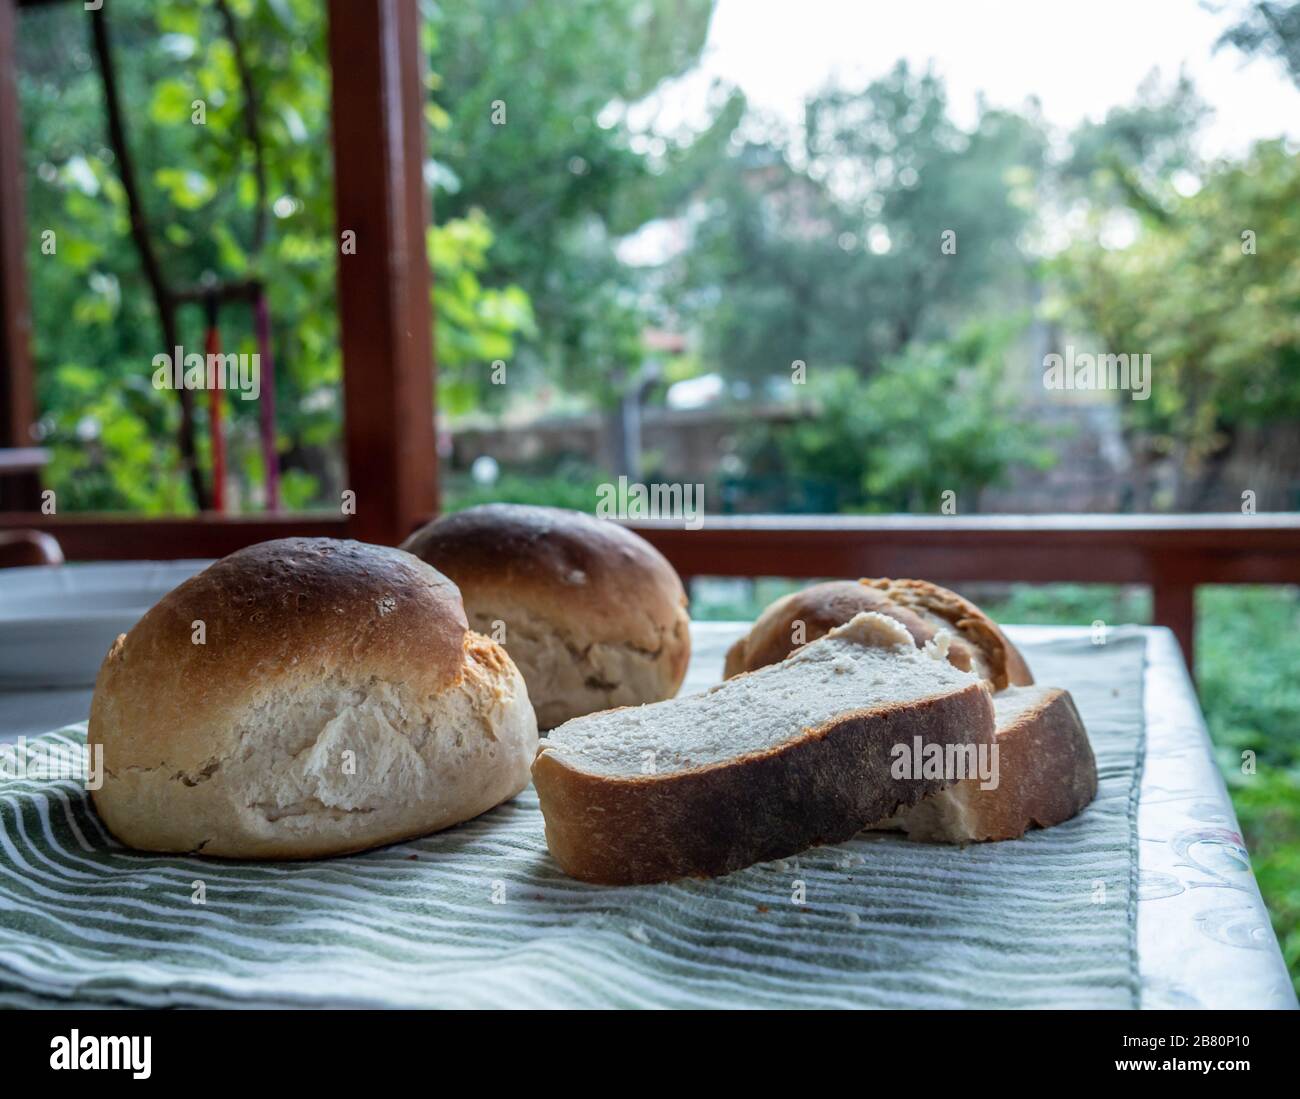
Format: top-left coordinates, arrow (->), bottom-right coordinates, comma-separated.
0,632 -> 1146,1008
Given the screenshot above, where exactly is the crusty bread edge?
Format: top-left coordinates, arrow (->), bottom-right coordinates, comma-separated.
90,631 -> 538,861
723,578 -> 1034,690
403,504 -> 692,724
533,680 -> 996,885
890,687 -> 1097,843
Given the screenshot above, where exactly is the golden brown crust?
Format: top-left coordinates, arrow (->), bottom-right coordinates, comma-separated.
723,578 -> 1033,690
863,579 -> 1034,690
95,629 -> 521,862
87,540 -> 539,860
532,682 -> 995,884
89,539 -> 467,775
402,505 -> 691,725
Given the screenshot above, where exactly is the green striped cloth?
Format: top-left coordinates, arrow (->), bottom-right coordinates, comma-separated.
0,633 -> 1146,1009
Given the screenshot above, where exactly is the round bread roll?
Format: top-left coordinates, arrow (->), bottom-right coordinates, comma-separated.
723,578 -> 1033,690
402,504 -> 691,730
88,538 -> 538,859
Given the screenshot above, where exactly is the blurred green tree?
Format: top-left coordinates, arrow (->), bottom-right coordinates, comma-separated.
667,62 -> 1048,386
1219,1 -> 1300,85
1058,72 -> 1208,212
426,0 -> 715,404
736,319 -> 1054,513
21,0 -> 531,512
1054,139 -> 1300,508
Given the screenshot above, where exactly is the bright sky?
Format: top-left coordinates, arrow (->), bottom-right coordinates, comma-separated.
639,0 -> 1300,158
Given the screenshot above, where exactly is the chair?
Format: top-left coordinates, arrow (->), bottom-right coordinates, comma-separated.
0,530 -> 64,568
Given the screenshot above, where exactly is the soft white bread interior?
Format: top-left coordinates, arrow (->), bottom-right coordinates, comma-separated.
533,612 -> 996,884
401,504 -> 690,730
872,683 -> 1097,843
88,538 -> 539,859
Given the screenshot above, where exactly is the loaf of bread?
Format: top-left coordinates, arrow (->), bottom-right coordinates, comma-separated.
873,684 -> 1097,842
402,504 -> 690,730
723,578 -> 1033,689
88,538 -> 538,859
533,612 -> 996,884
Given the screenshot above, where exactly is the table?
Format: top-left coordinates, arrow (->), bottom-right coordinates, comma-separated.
1,621 -> 1294,1009
682,624 -> 1295,1009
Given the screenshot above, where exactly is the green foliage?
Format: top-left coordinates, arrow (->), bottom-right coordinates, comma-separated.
441,467 -> 607,514
1055,140 -> 1300,469
688,577 -> 814,622
20,0 -> 531,511
1199,585 -> 1300,995
677,62 -> 1047,382
1198,586 -> 1300,772
1226,765 -> 1300,990
738,320 -> 1054,512
430,212 -> 535,417
41,363 -> 190,513
975,583 -> 1153,627
21,1 -> 1300,524
1059,73 -> 1208,206
427,0 -> 715,401
1218,1 -> 1300,86
21,0 -> 717,508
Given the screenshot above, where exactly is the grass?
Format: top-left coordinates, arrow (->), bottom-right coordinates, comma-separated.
1196,586 -> 1300,992
692,578 -> 1300,995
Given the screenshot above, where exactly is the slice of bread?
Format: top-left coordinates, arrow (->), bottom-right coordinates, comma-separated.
872,684 -> 1097,843
533,612 -> 996,884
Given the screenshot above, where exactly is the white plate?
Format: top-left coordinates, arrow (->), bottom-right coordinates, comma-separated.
0,561 -> 212,688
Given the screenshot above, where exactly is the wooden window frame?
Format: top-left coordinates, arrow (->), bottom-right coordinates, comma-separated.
0,0 -> 436,543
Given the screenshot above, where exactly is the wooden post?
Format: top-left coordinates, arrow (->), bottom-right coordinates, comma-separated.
0,0 -> 39,510
1153,582 -> 1196,680
328,0 -> 438,545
